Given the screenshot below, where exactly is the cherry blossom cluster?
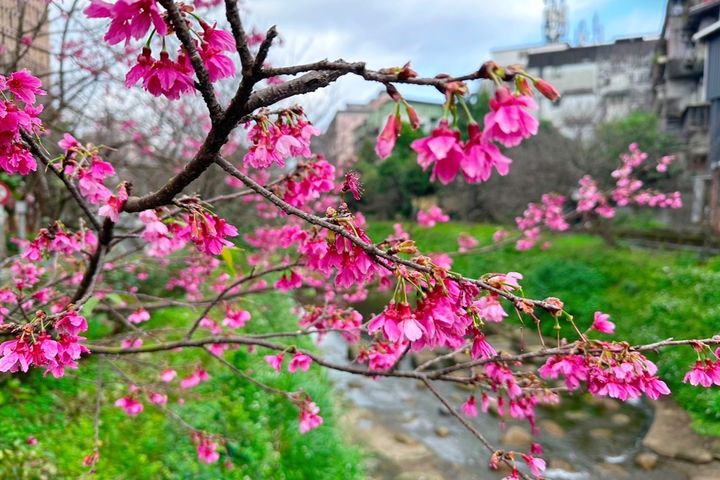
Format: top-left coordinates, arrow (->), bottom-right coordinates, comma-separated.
0,70 -> 45,175
86,1 -> 236,99
57,135 -> 119,210
298,304 -> 363,343
511,144 -> 683,250
276,157 -> 335,209
539,343 -> 670,401
172,203 -> 239,256
386,69 -> 559,186
683,344 -> 720,387
22,222 -> 97,262
368,269 -> 519,351
0,310 -> 89,378
417,205 -> 450,228
243,108 -> 320,170
515,193 -> 569,251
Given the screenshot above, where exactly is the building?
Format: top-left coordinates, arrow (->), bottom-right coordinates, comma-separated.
652,0 -> 720,227
493,36 -> 658,139
317,94 -> 444,170
0,0 -> 50,75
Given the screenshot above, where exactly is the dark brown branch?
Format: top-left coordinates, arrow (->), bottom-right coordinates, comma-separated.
122,69 -> 347,213
224,0 -> 254,75
252,25 -> 278,76
158,0 -> 223,122
71,217 -> 114,303
422,378 -> 531,480
20,131 -> 101,231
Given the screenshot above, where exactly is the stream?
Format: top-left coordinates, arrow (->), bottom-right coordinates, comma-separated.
320,333 -> 690,480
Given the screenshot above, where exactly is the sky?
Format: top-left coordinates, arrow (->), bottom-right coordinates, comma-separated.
244,0 -> 667,120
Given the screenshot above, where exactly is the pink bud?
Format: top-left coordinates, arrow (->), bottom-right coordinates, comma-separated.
534,79 -> 561,101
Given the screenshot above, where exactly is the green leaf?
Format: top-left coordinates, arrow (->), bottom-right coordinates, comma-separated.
105,293 -> 124,305
81,296 -> 100,317
221,247 -> 237,276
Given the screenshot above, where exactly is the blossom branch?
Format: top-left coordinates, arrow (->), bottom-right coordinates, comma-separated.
214,156 -> 561,314
184,262 -> 301,338
157,0 -> 223,121
20,131 -> 101,231
422,378 -> 532,480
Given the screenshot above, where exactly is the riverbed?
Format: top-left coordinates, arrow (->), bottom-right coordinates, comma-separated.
320,333 -> 691,479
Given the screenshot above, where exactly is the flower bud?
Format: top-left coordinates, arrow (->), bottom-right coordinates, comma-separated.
544,296 -> 564,315
405,105 -> 420,130
515,76 -> 533,96
534,78 -> 561,101
397,240 -> 418,254
398,62 -> 418,80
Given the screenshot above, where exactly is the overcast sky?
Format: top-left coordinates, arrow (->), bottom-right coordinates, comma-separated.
243,0 -> 666,119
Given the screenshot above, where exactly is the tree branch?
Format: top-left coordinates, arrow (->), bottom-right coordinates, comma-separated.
158,0 -> 223,122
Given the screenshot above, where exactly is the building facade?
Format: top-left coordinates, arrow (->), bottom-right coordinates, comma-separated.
494,37 -> 658,140
653,0 -> 720,227
0,0 -> 50,75
317,94 -> 444,170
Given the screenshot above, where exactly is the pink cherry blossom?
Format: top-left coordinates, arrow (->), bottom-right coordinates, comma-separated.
483,86 -> 538,147
181,211 -> 238,256
341,171 -> 363,200
298,400 -> 323,434
522,454 -> 546,477
471,334 -> 497,360
457,233 -> 479,253
462,122 -> 512,182
98,183 -> 128,222
115,396 -> 144,416
128,308 -> 150,324
274,270 -> 303,292
472,295 -> 507,323
368,302 -> 424,343
264,353 -> 284,372
85,0 -> 167,46
194,434 -> 220,464
223,308 -> 251,329
417,206 -> 449,228
591,311 -> 615,334
411,120 -> 465,185
159,368 -> 177,382
142,51 -> 195,100
6,70 -> 46,104
375,113 -> 401,159
683,360 -> 720,387
149,392 -> 168,405
288,353 -> 312,373
180,369 -> 210,389
462,395 -> 478,417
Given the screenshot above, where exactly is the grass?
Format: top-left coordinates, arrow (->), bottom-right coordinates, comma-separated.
0,292 -> 364,479
367,221 -> 720,436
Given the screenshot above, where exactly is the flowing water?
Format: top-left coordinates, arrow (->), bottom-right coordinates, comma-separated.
321,330 -> 690,479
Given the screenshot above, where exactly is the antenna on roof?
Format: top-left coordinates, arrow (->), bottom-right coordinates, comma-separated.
575,19 -> 588,46
543,0 -> 567,44
592,13 -> 604,44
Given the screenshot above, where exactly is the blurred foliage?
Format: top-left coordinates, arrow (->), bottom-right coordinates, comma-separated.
353,123 -> 436,218
593,112 -> 682,167
0,294 -> 364,479
368,221 -> 720,436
